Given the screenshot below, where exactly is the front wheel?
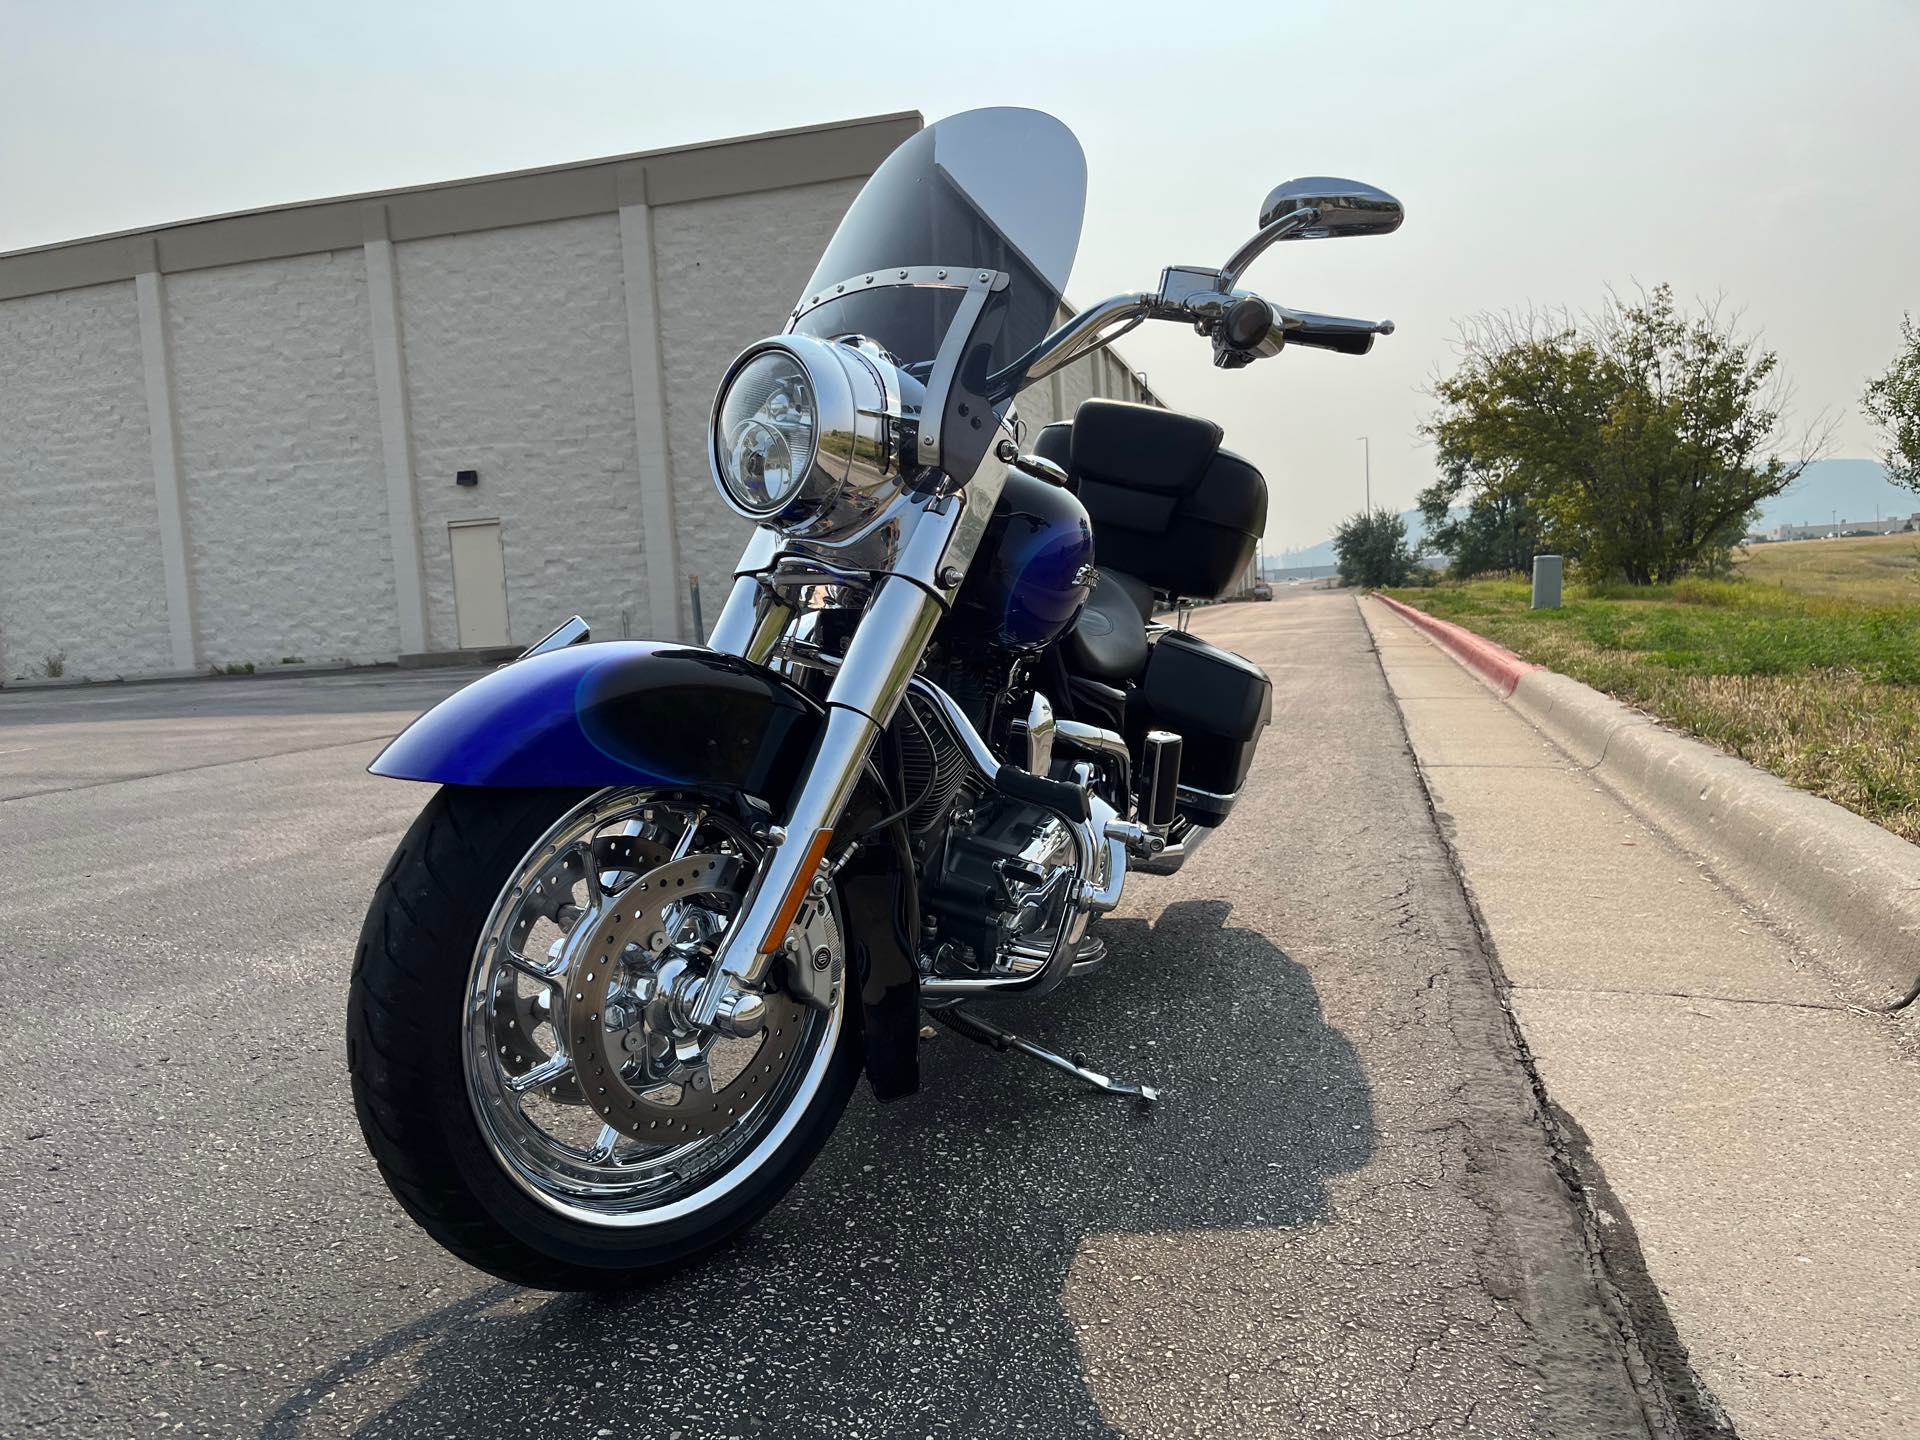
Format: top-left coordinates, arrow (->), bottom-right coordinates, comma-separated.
346,785 -> 858,1291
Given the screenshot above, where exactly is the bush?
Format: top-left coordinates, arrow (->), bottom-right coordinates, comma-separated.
1333,509 -> 1421,588
1426,285 -> 1828,582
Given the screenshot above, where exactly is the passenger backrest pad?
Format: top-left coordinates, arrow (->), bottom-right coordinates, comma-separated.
1032,399 -> 1266,600
1070,400 -> 1223,533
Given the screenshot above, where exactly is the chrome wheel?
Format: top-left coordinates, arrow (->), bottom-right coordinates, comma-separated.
462,790 -> 843,1227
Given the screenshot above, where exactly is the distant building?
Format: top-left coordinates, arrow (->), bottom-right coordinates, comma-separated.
1264,563 -> 1340,583
0,113 -> 1158,683
1760,514 -> 1920,542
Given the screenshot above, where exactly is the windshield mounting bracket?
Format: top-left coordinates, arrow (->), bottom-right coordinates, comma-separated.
787,265 -> 1008,329
789,266 -> 1009,482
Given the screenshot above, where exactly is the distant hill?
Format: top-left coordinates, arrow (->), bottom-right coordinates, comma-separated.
1274,460 -> 1913,569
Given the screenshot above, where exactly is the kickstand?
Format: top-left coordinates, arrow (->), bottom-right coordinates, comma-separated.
932,1006 -> 1160,1106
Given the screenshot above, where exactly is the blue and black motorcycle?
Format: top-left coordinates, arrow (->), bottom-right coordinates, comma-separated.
347,108 -> 1401,1289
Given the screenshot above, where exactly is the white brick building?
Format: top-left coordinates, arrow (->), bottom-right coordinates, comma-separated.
0,113 -> 1158,683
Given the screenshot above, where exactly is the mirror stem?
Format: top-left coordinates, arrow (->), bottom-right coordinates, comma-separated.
1218,207 -> 1318,290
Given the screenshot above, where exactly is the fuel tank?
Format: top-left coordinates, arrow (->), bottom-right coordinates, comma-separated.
951,469 -> 1095,651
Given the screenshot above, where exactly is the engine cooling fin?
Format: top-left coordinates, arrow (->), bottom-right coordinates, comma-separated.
896,690 -> 970,834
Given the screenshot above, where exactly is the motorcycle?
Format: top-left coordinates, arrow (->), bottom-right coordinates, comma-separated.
346,107 -> 1401,1290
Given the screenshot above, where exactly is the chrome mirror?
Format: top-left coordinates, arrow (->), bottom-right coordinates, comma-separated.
1257,178 -> 1403,238
1221,177 -> 1404,287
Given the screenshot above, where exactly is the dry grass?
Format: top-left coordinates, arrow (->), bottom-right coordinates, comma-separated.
1538,642 -> 1919,843
1386,577 -> 1920,843
1738,531 -> 1920,606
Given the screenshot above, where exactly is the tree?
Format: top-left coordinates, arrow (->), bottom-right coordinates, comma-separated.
1863,314 -> 1920,492
1333,508 -> 1420,588
1425,285 -> 1827,584
1416,452 -> 1547,578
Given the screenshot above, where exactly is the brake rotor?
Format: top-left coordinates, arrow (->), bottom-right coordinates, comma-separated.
489,821 -> 680,1106
563,852 -> 811,1143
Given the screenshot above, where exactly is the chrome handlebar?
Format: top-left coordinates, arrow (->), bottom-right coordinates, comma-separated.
1019,292 -> 1158,385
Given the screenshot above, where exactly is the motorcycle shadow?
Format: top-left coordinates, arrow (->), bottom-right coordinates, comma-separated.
267,897 -> 1374,1439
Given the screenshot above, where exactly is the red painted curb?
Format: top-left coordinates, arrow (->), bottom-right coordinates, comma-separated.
1373,593 -> 1541,697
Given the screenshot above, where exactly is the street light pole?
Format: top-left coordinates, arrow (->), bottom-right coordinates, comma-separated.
1357,436 -> 1371,512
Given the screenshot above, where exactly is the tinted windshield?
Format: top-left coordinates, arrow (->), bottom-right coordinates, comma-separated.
793,109 -> 1086,478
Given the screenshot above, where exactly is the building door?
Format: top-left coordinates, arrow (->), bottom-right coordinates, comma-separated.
449,520 -> 511,649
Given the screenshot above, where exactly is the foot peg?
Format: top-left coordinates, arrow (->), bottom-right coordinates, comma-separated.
932,1006 -> 1159,1106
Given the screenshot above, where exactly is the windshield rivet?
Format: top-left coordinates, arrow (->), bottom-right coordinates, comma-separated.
921,435 -> 934,448
836,283 -> 845,292
898,269 -> 908,279
864,274 -> 873,283
978,271 -> 989,282
936,269 -> 947,279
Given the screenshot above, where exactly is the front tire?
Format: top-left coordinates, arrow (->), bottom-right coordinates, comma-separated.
346,785 -> 859,1291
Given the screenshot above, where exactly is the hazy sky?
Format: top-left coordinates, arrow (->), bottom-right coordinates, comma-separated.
4,1 -> 1914,553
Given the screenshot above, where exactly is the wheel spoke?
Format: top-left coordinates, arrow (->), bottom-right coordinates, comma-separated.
571,842 -> 604,905
506,1053 -> 573,1094
503,949 -> 564,984
588,1124 -> 622,1163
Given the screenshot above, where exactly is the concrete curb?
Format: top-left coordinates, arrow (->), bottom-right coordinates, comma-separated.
1364,594 -> 1920,1011
1374,592 -> 1541,696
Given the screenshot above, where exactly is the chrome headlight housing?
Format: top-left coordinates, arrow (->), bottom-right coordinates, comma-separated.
708,334 -> 916,537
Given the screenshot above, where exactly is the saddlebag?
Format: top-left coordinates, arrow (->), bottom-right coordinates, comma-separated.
1138,631 -> 1271,815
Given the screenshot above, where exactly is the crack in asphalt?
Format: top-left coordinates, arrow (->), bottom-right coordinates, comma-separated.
1364,603 -> 1735,1440
1502,984 -> 1856,1014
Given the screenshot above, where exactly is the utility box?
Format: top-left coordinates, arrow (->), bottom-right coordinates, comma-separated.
1532,554 -> 1564,610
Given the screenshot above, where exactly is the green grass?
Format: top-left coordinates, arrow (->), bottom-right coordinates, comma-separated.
1382,575 -> 1920,842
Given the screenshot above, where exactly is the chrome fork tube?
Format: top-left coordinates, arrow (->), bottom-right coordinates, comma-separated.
706,576 -> 792,665
696,457 -> 1005,1025
691,572 -> 945,1025
706,528 -> 789,663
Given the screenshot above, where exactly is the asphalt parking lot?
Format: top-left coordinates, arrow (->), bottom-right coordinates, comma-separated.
0,593 -> 1661,1439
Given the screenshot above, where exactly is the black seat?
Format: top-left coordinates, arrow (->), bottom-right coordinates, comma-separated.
1062,568 -> 1152,683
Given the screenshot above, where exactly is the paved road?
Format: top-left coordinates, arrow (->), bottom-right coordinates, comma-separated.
0,594 -> 1657,1439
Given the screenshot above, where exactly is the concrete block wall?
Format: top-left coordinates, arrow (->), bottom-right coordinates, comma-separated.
0,113 -> 1166,680
0,281 -> 173,679
399,215 -> 647,650
167,250 -> 398,666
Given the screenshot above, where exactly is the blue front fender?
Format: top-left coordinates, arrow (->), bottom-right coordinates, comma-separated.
370,642 -> 825,804
371,640 -> 927,1100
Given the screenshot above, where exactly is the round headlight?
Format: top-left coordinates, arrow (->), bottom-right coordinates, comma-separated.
709,334 -> 918,537
716,351 -> 818,515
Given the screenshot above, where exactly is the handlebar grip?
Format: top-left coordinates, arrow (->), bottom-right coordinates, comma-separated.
1279,309 -> 1394,357
1284,327 -> 1378,356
